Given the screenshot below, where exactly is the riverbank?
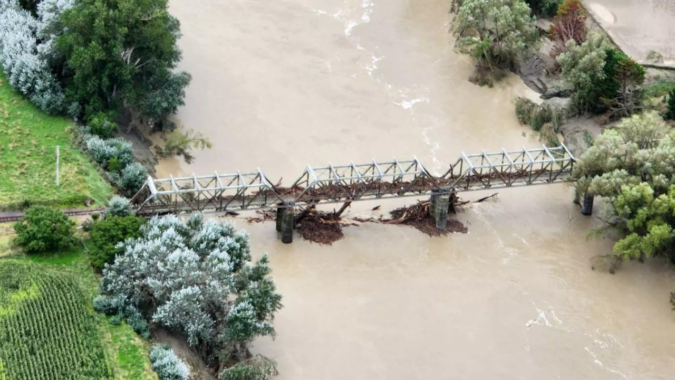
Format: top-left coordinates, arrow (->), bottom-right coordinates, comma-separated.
0,72 -> 112,210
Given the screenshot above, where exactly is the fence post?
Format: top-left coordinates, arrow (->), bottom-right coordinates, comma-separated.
55,146 -> 60,187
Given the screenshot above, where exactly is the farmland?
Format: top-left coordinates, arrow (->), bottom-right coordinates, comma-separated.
0,260 -> 110,379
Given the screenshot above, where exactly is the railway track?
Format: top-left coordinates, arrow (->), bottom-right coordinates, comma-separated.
0,208 -> 105,223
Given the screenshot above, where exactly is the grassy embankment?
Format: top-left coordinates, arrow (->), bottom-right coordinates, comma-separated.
0,238 -> 156,380
0,71 -> 111,209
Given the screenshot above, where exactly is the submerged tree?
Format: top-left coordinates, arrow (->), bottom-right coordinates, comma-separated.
453,0 -> 540,86
95,214 -> 282,376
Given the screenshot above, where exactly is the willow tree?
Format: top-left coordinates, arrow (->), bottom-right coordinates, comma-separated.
453,0 -> 540,85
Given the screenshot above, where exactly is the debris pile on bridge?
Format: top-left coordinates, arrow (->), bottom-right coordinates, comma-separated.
386,195 -> 468,237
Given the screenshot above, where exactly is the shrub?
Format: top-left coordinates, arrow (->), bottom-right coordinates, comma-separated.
89,215 -> 145,271
0,0 -> 70,114
149,345 -> 190,380
106,196 -> 134,217
85,135 -> 134,170
666,89 -> 675,120
14,206 -> 75,253
117,163 -> 148,197
219,356 -> 278,380
514,97 -> 565,132
88,112 -> 120,138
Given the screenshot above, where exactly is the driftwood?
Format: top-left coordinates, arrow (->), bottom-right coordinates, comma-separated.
476,193 -> 498,203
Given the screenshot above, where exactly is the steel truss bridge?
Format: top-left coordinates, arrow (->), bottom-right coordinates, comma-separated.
131,145 -> 575,215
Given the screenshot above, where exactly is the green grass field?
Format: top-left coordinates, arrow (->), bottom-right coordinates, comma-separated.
0,237 -> 156,380
0,72 -> 112,209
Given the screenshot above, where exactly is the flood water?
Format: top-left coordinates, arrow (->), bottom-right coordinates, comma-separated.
166,0 -> 675,379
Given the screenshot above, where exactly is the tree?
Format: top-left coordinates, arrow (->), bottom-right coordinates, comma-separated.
524,0 -> 561,17
14,206 -> 75,253
116,162 -> 149,197
96,214 -> 282,375
89,215 -> 145,271
574,112 -> 675,263
453,0 -> 540,85
56,0 -> 190,129
155,129 -> 212,164
607,51 -> 645,117
557,32 -> 609,112
549,0 -> 587,61
0,0 -> 70,114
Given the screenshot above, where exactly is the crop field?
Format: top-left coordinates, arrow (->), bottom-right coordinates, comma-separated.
0,260 -> 111,380
0,72 -> 112,209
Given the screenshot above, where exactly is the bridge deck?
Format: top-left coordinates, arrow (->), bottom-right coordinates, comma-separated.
132,145 -> 575,215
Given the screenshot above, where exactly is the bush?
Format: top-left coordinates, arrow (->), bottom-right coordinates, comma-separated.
117,163 -> 148,197
149,345 -> 190,380
106,196 -> 134,217
88,112 -> 119,138
89,215 -> 145,271
85,135 -> 134,170
219,356 -> 278,380
666,89 -> 675,120
514,97 -> 565,132
14,206 -> 75,253
93,294 -> 126,315
0,0 -> 70,114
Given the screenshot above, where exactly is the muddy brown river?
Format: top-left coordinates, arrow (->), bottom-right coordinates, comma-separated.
165,0 -> 675,378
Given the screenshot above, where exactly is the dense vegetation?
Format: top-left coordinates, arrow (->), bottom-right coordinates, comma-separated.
524,0 -> 561,17
0,72 -> 112,208
89,214 -> 145,270
453,0 -> 540,86
94,214 -> 282,378
0,0 -> 189,132
573,112 -> 675,264
14,206 -> 75,253
149,345 -> 189,380
0,260 -> 111,380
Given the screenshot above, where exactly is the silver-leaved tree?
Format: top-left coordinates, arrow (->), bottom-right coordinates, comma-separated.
94,213 -> 282,377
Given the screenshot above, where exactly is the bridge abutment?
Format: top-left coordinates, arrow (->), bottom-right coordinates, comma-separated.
276,204 -> 295,244
430,191 -> 450,229
581,193 -> 594,216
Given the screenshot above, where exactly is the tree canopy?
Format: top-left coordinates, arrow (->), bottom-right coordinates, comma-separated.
56,0 -> 190,128
453,0 -> 540,85
574,112 -> 675,262
96,214 -> 282,374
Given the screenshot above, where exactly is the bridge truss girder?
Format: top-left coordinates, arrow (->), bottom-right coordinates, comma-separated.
131,144 -> 575,215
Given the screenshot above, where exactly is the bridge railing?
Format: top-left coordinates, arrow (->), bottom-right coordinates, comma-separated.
132,144 -> 575,215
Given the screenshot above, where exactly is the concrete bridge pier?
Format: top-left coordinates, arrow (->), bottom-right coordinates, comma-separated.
276,203 -> 295,244
429,191 -> 450,229
581,193 -> 594,216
